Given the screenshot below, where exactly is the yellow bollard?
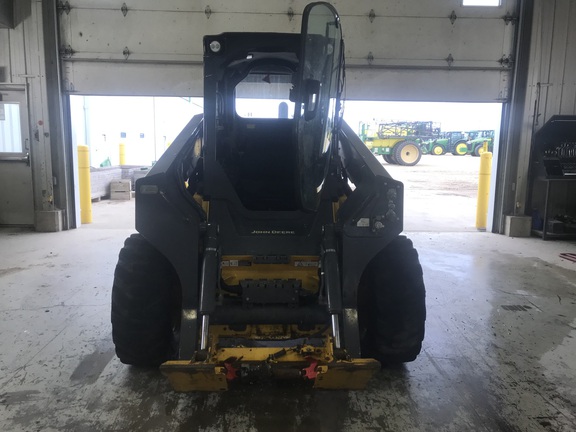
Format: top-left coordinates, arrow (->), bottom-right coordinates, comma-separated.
475,141 -> 492,231
78,145 -> 93,224
119,143 -> 126,166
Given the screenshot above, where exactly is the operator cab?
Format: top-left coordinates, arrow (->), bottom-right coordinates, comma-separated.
216,50 -> 299,211
202,3 -> 343,213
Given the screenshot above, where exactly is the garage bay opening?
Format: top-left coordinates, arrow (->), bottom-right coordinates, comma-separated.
343,101 -> 503,232
69,97 -> 501,232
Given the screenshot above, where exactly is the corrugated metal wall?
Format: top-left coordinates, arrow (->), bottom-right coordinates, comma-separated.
528,0 -> 576,122
513,0 -> 576,216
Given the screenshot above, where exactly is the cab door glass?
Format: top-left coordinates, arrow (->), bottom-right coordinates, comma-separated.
295,2 -> 343,211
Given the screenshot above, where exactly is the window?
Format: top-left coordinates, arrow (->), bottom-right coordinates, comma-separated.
235,66 -> 295,119
0,103 -> 23,153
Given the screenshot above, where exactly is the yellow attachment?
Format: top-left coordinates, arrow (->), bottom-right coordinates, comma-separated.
212,323 -> 321,340
160,324 -> 380,391
220,255 -> 320,292
314,360 -> 381,390
161,363 -> 227,391
209,324 -> 334,362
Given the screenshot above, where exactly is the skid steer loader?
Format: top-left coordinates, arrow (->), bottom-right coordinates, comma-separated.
111,2 -> 426,391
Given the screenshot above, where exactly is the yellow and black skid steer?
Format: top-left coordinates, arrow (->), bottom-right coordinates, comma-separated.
111,2 -> 426,391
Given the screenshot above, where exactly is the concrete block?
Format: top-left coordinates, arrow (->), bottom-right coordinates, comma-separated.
504,215 -> 532,237
110,190 -> 132,200
110,179 -> 131,192
110,179 -> 132,200
35,210 -> 63,232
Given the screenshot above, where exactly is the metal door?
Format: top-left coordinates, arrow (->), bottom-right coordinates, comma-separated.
0,90 -> 34,225
58,0 -> 516,102
294,2 -> 343,211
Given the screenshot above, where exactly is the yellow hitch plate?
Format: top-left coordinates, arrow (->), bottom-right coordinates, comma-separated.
160,325 -> 381,391
314,359 -> 380,390
160,356 -> 380,392
161,361 -> 228,392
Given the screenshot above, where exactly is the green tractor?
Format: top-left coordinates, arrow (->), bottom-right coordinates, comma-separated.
363,121 -> 438,166
466,130 -> 495,156
421,131 -> 468,156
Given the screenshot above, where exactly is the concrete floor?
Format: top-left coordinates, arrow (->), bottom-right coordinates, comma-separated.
2,187 -> 576,431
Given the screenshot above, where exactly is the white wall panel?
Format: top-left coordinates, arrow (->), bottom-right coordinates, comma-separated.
346,68 -> 509,102
60,9 -> 299,61
59,0 -> 518,101
343,17 -> 507,65
63,62 -> 203,96
64,62 -> 511,102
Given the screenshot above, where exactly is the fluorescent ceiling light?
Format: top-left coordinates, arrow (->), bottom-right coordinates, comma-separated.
463,0 -> 501,6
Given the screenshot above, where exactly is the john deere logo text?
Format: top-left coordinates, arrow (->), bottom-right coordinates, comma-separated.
250,230 -> 296,235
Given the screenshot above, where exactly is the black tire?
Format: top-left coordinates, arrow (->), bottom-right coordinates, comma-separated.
394,141 -> 422,166
111,234 -> 180,366
383,154 -> 397,164
473,144 -> 483,157
358,236 -> 426,365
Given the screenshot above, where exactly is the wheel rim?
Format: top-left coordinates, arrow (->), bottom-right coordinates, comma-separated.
433,145 -> 443,155
399,144 -> 420,164
455,143 -> 468,155
477,146 -> 486,155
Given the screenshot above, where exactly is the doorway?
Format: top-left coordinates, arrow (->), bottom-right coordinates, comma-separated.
343,101 -> 503,232
0,89 -> 33,226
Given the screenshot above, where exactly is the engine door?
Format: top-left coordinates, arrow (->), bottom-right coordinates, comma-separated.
294,2 -> 343,211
